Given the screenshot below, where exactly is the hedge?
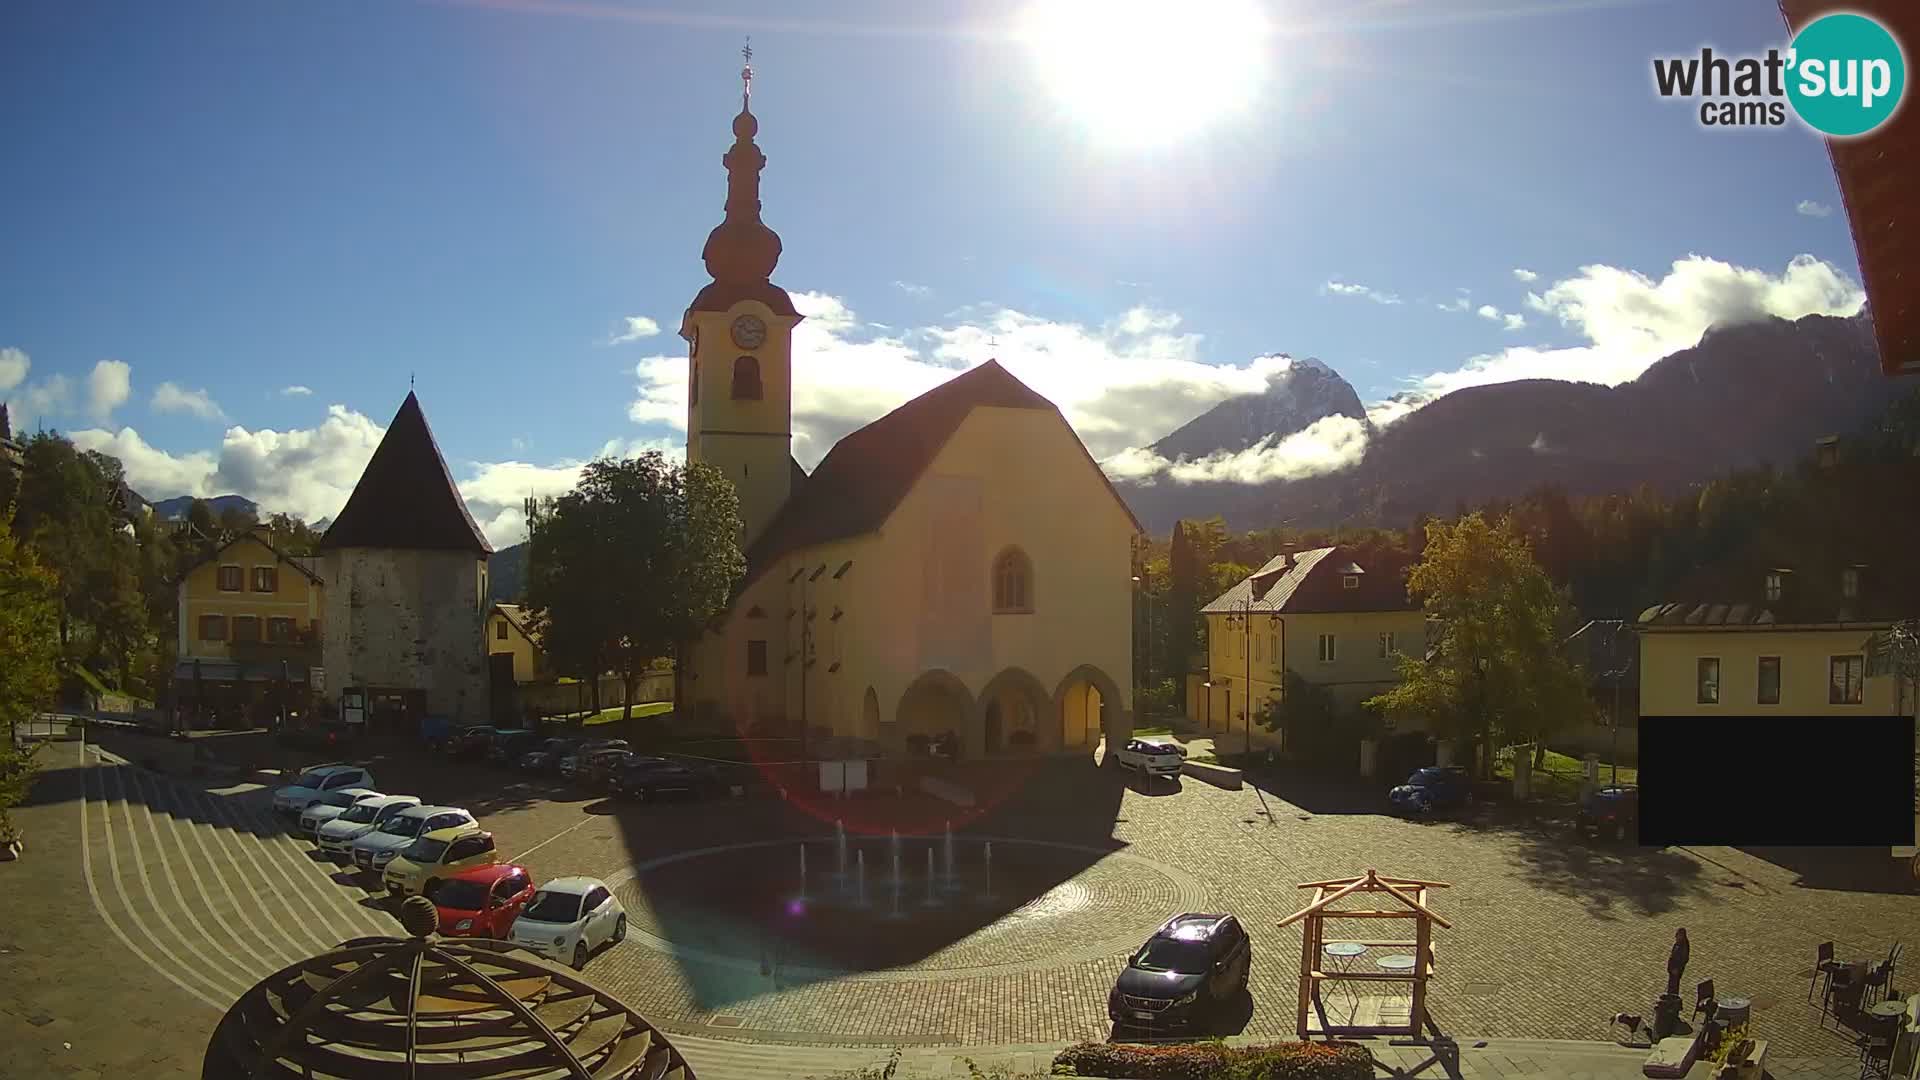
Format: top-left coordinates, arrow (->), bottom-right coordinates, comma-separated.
1051,1040 -> 1374,1080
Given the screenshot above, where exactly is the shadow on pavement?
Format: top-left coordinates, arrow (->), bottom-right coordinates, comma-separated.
1735,847 -> 1920,895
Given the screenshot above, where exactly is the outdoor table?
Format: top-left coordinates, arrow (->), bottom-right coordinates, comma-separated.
1322,943 -> 1367,1022
1870,1000 -> 1909,1024
1377,954 -> 1417,971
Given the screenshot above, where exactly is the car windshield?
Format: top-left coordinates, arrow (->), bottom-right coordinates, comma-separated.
293,770 -> 331,788
1409,770 -> 1453,787
1132,936 -> 1210,974
322,790 -> 362,807
427,878 -> 489,911
378,815 -> 427,838
521,890 -> 584,924
404,838 -> 450,863
341,803 -> 383,824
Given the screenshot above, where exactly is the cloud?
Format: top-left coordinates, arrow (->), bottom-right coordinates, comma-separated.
1476,304 -> 1527,331
87,360 -> 131,422
1796,199 -> 1834,218
1435,297 -> 1472,313
609,316 -> 662,344
11,375 -> 73,434
1102,414 -> 1370,486
280,385 -> 313,397
0,347 -> 28,393
892,280 -> 931,297
1513,268 -> 1539,282
151,382 -> 227,421
1321,280 -> 1402,305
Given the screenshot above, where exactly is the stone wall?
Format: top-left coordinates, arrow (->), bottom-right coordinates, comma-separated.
320,547 -> 488,725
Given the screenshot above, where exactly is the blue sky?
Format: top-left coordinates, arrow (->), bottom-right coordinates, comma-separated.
0,0 -> 1871,541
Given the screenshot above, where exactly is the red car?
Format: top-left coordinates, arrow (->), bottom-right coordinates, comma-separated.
424,863 -> 537,939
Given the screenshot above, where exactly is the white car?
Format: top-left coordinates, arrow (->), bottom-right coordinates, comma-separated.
508,876 -> 627,970
271,763 -> 377,820
349,805 -> 474,874
1112,737 -> 1186,780
316,795 -> 423,859
297,788 -> 382,836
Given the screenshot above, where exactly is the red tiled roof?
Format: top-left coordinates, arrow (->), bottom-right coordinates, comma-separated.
1779,1 -> 1920,376
319,392 -> 493,555
740,360 -> 1143,588
1202,546 -> 1418,615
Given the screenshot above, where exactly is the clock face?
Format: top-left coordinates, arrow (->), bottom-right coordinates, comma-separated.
730,315 -> 767,350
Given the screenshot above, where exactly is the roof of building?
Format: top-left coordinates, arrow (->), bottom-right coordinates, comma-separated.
739,359 -> 1144,589
1779,0 -> 1920,376
492,603 -> 540,646
319,392 -> 493,555
1635,602 -> 1895,630
1567,619 -> 1636,686
1201,546 -> 1417,615
177,527 -> 325,587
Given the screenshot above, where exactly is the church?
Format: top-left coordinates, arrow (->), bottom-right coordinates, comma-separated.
677,59 -> 1141,760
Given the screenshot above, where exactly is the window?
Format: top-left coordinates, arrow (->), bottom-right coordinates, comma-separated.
217,565 -> 243,592
267,617 -> 296,643
1829,654 -> 1865,705
1757,657 -> 1781,705
1763,572 -> 1783,603
1842,568 -> 1860,599
689,358 -> 700,405
199,614 -> 228,641
233,616 -> 261,644
492,875 -> 521,903
992,547 -> 1033,613
251,566 -> 278,593
1268,634 -> 1277,666
1317,634 -> 1336,663
747,639 -> 768,676
584,886 -> 611,911
1377,632 -> 1396,659
496,619 -> 509,641
1253,636 -> 1262,662
1342,575 -> 1359,589
1696,658 -> 1720,705
730,355 -> 762,399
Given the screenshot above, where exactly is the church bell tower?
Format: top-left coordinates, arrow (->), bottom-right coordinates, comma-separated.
681,41 -> 801,548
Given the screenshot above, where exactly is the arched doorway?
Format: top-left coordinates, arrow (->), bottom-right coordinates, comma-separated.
1054,665 -> 1128,763
860,686 -> 880,741
977,668 -> 1052,755
895,670 -> 972,757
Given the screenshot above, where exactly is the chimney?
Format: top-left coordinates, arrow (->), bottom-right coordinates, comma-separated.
1814,435 -> 1840,469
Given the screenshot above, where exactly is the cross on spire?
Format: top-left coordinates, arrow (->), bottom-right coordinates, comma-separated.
741,37 -> 753,104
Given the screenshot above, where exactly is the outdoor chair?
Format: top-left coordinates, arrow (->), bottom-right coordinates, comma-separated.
1692,980 -> 1716,1022
1828,964 -> 1872,1033
1857,1030 -> 1895,1080
1863,962 -> 1893,1009
1815,942 -> 1848,1005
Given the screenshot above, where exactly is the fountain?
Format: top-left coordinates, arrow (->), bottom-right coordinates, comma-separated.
835,819 -> 848,881
799,843 -> 808,902
925,847 -> 937,906
855,849 -> 867,907
944,821 -> 956,890
890,835 -> 902,917
982,841 -> 993,897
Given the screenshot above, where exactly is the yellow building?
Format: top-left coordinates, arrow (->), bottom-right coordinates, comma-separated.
1636,603 -> 1900,716
486,603 -> 544,684
676,76 -> 1141,758
1189,547 -> 1426,742
173,525 -> 325,725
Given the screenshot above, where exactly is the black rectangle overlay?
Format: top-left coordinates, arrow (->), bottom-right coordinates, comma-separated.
1637,716 -> 1915,847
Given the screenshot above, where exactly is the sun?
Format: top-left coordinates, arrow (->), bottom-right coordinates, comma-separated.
1017,0 -> 1273,148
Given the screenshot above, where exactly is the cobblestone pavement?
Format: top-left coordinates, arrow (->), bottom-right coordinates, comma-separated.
9,729 -> 1907,1079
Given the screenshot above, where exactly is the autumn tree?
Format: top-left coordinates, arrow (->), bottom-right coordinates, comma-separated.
0,512 -> 61,843
1366,513 -> 1594,776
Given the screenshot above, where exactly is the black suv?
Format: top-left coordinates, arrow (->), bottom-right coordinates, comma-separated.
445,726 -> 500,760
610,758 -> 717,802
1108,913 -> 1251,1031
488,729 -> 544,767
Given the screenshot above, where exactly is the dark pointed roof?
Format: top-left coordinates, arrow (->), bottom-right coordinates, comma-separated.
740,360 -> 1142,588
690,75 -> 795,316
319,392 -> 493,555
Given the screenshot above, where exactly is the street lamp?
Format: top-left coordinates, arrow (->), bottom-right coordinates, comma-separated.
1605,623 -> 1632,789
1227,597 -> 1282,758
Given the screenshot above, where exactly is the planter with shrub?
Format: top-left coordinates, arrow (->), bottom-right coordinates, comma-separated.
1052,1040 -> 1374,1079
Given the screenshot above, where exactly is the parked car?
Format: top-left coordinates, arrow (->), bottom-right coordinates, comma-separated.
1387,766 -> 1475,816
425,864 -> 537,939
577,748 -> 637,789
1108,913 -> 1252,1031
609,758 -> 717,802
271,763 -> 377,820
297,788 -> 382,837
317,795 -> 422,860
1111,737 -> 1185,781
382,827 -> 496,897
445,726 -> 501,760
1577,785 -> 1639,842
558,740 -> 630,782
519,738 -> 576,775
488,729 -> 544,766
349,805 -> 475,875
508,876 -> 627,970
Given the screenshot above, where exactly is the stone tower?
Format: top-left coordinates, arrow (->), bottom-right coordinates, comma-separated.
318,392 -> 493,730
680,44 -> 804,548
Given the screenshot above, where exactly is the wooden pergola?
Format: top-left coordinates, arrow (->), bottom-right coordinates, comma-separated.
1276,869 -> 1453,1043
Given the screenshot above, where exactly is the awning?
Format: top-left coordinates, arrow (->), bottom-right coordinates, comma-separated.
175,661 -> 239,682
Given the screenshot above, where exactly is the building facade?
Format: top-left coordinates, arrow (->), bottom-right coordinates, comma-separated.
318,392 -> 493,733
676,74 -> 1140,758
487,603 -> 545,684
1637,611 -> 1900,716
173,525 -> 325,726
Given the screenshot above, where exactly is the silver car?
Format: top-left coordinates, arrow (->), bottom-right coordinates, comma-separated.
348,805 -> 474,874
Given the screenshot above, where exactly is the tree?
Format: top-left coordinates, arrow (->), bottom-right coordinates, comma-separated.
1261,669 -> 1373,765
1365,513 -> 1594,777
0,512 -> 61,843
266,512 -> 322,555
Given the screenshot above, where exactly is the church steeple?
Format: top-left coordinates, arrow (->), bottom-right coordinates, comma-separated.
699,40 -> 785,298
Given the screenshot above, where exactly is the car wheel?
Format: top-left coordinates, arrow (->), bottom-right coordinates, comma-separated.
613,915 -> 627,943
572,942 -> 588,970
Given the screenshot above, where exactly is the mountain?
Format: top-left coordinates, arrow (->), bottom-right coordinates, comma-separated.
1148,356 -> 1368,461
1121,313 -> 1901,533
488,541 -> 528,605
148,493 -> 261,522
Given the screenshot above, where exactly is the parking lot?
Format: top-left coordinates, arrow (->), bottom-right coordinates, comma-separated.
3,724 -> 1914,1079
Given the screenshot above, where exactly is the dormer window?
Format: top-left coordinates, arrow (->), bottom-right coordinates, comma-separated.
1842,567 -> 1860,599
731,355 -> 763,400
1342,575 -> 1359,590
1764,572 -> 1783,603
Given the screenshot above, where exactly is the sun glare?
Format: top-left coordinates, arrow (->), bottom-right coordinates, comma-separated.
1018,0 -> 1273,148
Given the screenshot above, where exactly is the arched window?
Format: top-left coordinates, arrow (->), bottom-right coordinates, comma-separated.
689,359 -> 699,405
731,355 -> 763,400
991,547 -> 1033,613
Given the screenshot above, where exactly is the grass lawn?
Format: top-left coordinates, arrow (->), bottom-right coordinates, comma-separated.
550,701 -> 674,726
1131,724 -> 1174,737
1495,747 -> 1637,801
